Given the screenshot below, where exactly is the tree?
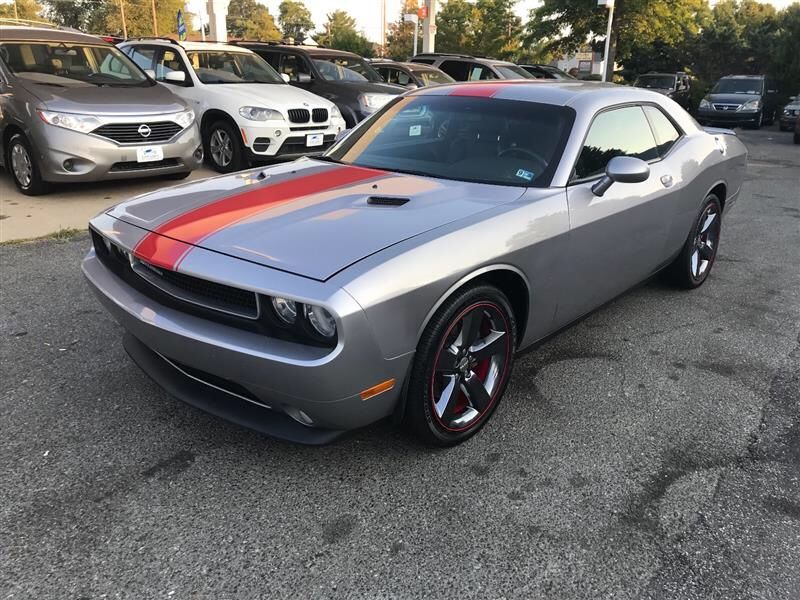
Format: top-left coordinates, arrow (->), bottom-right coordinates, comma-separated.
278,0 -> 314,43
0,0 -> 45,20
435,0 -> 478,55
316,10 -> 373,56
471,0 -> 523,60
526,0 -> 709,80
84,0 -> 189,37
42,0 -> 91,28
385,0 -> 419,60
227,0 -> 281,41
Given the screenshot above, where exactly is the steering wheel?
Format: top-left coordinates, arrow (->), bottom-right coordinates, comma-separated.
497,146 -> 548,174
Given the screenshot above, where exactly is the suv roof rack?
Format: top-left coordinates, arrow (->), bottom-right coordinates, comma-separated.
232,39 -> 326,48
0,17 -> 83,32
414,52 -> 474,59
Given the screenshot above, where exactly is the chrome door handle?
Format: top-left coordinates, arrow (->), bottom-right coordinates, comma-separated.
661,175 -> 674,188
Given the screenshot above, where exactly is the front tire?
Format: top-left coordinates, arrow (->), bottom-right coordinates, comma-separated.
204,120 -> 246,173
405,285 -> 517,446
6,133 -> 50,196
666,194 -> 723,289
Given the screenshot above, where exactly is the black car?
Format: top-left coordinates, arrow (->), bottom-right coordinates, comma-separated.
371,60 -> 455,89
779,93 -> 799,132
518,64 -> 575,80
633,72 -> 691,110
696,74 -> 780,129
237,43 -> 404,127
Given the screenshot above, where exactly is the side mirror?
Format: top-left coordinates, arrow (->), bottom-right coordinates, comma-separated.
164,71 -> 186,83
592,156 -> 650,197
297,73 -> 312,83
144,69 -> 155,79
405,82 -> 419,90
280,72 -> 290,83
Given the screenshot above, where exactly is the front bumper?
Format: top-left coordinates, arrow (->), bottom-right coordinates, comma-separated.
696,109 -> 760,126
779,113 -> 799,129
81,236 -> 411,443
241,118 -> 346,159
31,121 -> 203,183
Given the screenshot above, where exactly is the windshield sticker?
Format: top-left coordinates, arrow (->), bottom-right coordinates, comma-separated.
515,168 -> 535,182
409,124 -> 422,137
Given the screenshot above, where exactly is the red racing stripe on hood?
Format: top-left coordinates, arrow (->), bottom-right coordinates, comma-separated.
133,164 -> 385,270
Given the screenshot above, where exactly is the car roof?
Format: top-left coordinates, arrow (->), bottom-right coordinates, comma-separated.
0,25 -> 108,45
241,43 -> 360,59
411,80 -> 684,110
721,74 -> 764,79
123,38 -> 254,54
637,73 -> 677,77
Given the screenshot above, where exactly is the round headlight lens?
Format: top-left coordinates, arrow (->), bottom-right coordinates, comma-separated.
271,297 -> 297,324
304,304 -> 336,338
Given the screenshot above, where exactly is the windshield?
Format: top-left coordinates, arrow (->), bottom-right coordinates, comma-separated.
712,78 -> 762,95
312,56 -> 383,82
327,95 -> 574,188
635,75 -> 676,89
186,50 -> 284,84
0,41 -> 151,87
541,66 -> 575,80
494,64 -> 535,80
413,68 -> 455,86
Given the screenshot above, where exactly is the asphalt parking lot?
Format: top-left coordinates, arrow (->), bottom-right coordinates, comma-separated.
1,129 -> 799,599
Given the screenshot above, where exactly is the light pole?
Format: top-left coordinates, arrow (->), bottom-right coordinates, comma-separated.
599,0 -> 615,82
403,13 -> 419,57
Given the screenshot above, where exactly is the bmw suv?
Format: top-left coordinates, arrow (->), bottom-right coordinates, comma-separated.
120,39 -> 347,172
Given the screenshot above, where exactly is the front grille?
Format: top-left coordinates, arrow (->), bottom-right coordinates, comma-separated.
287,108 -> 310,123
131,257 -> 260,319
713,103 -> 740,112
276,134 -> 336,156
312,108 -> 328,123
90,228 -> 336,348
93,121 -> 183,144
110,158 -> 180,172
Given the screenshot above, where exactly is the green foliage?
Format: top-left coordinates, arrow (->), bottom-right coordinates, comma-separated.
435,0 -> 478,55
42,0 -> 91,28
316,10 -> 374,57
278,0 -> 314,43
0,0 -> 45,21
60,0 -> 189,37
227,0 -> 281,41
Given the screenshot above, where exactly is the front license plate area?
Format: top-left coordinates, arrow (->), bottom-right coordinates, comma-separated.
137,146 -> 164,163
306,133 -> 324,148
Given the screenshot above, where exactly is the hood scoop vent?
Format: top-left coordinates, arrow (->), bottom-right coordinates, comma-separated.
367,196 -> 410,207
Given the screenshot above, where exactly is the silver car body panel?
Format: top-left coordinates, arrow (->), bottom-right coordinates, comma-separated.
83,81 -> 748,440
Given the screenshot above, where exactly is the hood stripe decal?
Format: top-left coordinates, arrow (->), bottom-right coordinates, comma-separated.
447,83 -> 508,98
133,164 -> 385,271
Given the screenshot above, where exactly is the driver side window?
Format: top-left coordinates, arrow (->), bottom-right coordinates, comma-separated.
280,53 -> 311,82
574,106 -> 659,180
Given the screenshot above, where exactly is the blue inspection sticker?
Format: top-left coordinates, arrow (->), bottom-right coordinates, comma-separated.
515,168 -> 535,182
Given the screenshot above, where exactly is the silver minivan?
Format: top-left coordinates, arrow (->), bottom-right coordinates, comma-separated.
0,25 -> 203,195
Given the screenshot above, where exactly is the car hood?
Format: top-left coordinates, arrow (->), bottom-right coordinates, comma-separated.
22,79 -> 188,115
203,83 -> 335,109
706,92 -> 760,104
110,160 -> 524,281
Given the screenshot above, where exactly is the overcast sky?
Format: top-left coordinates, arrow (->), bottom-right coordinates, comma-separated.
184,0 -> 798,43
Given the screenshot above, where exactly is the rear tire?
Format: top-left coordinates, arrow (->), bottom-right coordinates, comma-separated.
405,285 -> 517,446
666,194 -> 723,289
204,119 -> 246,173
6,133 -> 50,196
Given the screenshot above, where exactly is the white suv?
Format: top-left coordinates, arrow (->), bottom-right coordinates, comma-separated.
120,39 -> 347,172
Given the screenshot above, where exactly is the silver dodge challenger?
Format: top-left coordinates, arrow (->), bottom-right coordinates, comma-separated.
83,81 -> 747,446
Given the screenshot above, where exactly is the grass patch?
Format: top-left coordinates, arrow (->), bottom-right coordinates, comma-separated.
0,227 -> 87,246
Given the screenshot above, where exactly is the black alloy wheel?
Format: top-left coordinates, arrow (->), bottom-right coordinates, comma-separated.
667,194 -> 723,289
406,285 -> 517,446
